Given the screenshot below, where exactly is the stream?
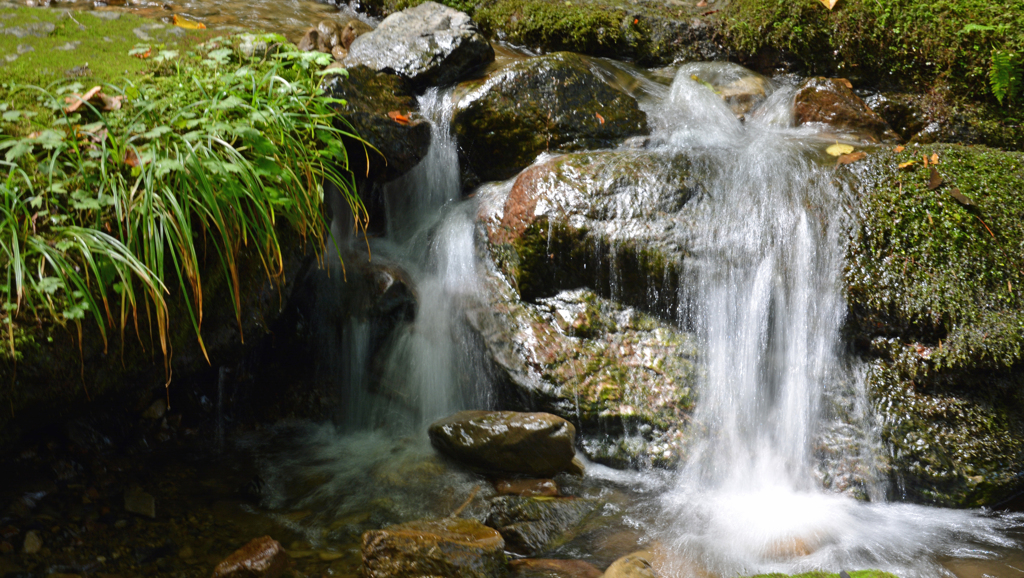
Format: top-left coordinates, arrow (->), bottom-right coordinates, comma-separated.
2,1 -> 1024,577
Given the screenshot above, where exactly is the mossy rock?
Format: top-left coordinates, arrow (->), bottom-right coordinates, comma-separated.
452,52 -> 648,186
847,143 -> 1024,506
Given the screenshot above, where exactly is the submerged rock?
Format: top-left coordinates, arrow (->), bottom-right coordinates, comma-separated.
211,536 -> 291,578
344,1 -> 494,87
603,550 -> 660,578
793,77 -> 900,143
453,52 -> 649,185
509,558 -> 603,578
486,495 -> 599,556
361,518 -> 506,578
681,61 -> 772,116
428,411 -> 585,477
493,478 -> 559,497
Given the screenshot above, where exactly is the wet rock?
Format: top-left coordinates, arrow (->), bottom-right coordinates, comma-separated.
864,91 -> 1024,150
322,65 -> 431,183
345,2 -> 494,87
452,52 -> 649,185
603,550 -> 660,578
681,61 -> 772,116
21,530 -> 41,555
429,411 -> 584,477
486,495 -> 599,556
486,150 -> 698,304
123,487 -> 155,518
493,479 -> 558,497
211,536 -> 291,578
469,287 -> 697,468
361,518 -> 506,578
793,77 -> 900,143
509,558 -> 602,578
340,19 -> 373,50
296,20 -> 353,54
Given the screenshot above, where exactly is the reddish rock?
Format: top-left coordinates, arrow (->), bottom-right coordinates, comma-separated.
493,478 -> 559,497
361,518 -> 506,578
793,77 -> 900,143
510,558 -> 602,578
211,536 -> 290,578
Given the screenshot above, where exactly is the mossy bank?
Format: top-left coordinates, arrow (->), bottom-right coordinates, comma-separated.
847,144 -> 1024,507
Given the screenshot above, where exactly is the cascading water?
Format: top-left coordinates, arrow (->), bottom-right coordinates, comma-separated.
647,63 -> 1023,578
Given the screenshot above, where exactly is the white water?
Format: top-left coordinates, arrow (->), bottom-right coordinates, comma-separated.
649,65 -> 1024,578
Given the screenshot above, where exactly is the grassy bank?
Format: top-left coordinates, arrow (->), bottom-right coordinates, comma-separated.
1,7 -> 363,368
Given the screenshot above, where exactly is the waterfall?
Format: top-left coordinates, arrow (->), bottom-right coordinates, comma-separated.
651,65 -> 1023,578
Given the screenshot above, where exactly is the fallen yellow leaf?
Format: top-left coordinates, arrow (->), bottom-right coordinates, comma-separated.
895,145 -> 905,152
930,153 -> 939,164
818,0 -> 839,9
898,160 -> 917,169
172,14 -> 206,30
826,143 -> 854,156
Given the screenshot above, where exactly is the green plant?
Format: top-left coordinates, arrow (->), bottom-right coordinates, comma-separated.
989,48 -> 1022,104
0,35 -> 366,370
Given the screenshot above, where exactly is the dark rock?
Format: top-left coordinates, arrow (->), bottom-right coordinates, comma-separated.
486,495 -> 599,556
322,65 -> 431,183
493,479 -> 558,497
211,536 -> 290,578
865,91 -> 1024,151
297,20 -> 368,55
429,411 -> 584,477
344,2 -> 494,87
509,558 -> 603,578
793,77 -> 900,143
452,52 -> 649,185
361,518 -> 506,578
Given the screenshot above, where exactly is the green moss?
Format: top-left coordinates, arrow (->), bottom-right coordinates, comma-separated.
473,0 -> 626,55
848,144 -> 1024,372
0,7 -> 211,87
725,0 -> 1024,102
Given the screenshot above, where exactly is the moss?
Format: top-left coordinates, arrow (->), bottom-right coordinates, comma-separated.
847,144 -> 1024,372
725,0 -> 1024,102
0,7 -> 212,87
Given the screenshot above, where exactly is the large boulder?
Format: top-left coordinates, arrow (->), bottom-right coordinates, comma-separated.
845,144 -> 1024,506
344,1 -> 494,87
793,77 -> 900,143
679,61 -> 773,117
322,65 -> 431,183
486,495 -> 599,556
361,518 -> 507,578
428,411 -> 585,477
486,149 -> 701,307
453,52 -> 649,185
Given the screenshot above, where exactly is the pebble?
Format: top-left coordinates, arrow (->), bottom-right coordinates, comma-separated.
22,530 -> 41,554
124,487 -> 156,518
15,43 -> 33,54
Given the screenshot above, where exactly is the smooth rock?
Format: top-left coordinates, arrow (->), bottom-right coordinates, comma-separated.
604,550 -> 660,578
211,536 -> 290,578
340,19 -> 373,49
123,487 -> 155,518
21,530 -> 41,555
141,398 -> 166,420
679,61 -> 772,116
486,495 -> 599,556
793,77 -> 900,143
493,479 -> 558,497
361,518 -> 506,578
509,558 -> 602,578
297,20 -> 345,53
452,52 -> 648,184
345,1 -> 493,87
429,410 -> 584,477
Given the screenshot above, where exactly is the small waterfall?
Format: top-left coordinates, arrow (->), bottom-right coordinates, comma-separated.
321,87 -> 491,432
652,65 -> 1023,578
